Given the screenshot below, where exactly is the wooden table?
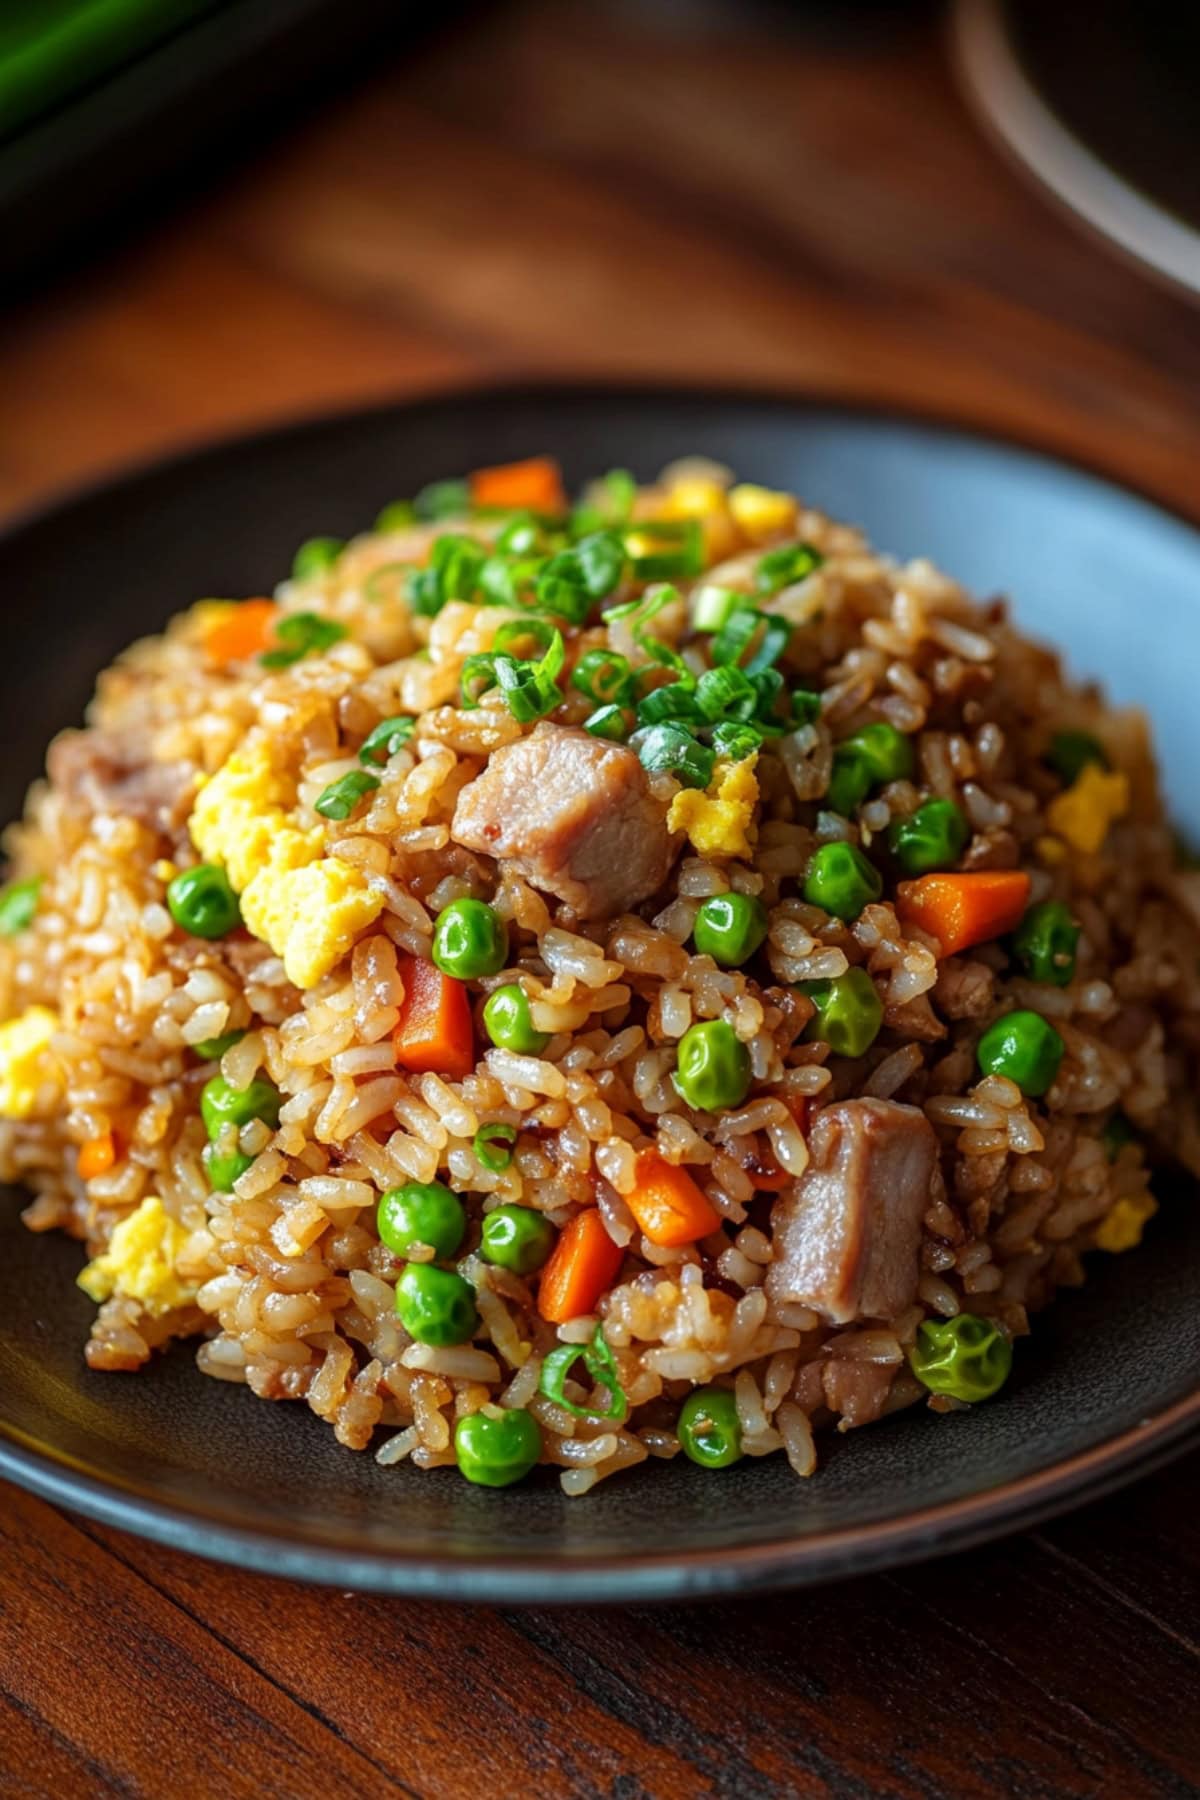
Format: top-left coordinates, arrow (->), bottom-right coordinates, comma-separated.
2,3 -> 1199,1793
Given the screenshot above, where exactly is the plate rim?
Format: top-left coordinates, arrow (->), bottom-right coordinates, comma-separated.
2,377 -> 1199,1604
2,1389 -> 1199,1603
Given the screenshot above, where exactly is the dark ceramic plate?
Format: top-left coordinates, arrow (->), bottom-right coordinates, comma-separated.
2,385 -> 1200,1604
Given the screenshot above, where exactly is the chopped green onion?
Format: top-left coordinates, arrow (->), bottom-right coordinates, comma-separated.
460,653 -> 500,708
464,628 -> 566,723
532,576 -> 591,625
692,585 -> 749,632
358,716 -> 416,765
631,724 -> 714,789
710,721 -> 762,761
572,648 -> 634,706
496,512 -> 545,556
414,478 -> 470,520
542,531 -> 627,602
410,533 -> 486,617
539,1324 -> 627,1422
0,876 -> 42,936
748,667 -> 788,734
474,1122 -> 517,1172
315,770 -> 380,821
260,612 -> 349,669
626,518 -> 703,581
712,609 -> 759,667
790,687 -> 822,726
584,704 -> 629,740
478,553 -> 542,609
754,542 -> 823,595
601,468 -> 637,525
292,536 -> 344,581
635,683 -> 703,727
602,583 -> 677,629
712,607 -> 791,675
374,499 -> 417,532
492,617 -> 559,661
695,664 -> 758,723
744,617 -> 791,676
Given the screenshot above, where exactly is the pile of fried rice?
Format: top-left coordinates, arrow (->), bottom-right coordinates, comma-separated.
1,453 -> 1196,1495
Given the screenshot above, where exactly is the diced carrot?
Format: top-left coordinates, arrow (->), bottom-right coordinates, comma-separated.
896,870 -> 1032,958
204,599 -> 279,666
393,955 -> 474,1079
469,456 -> 566,515
626,1149 -> 722,1248
78,1131 -> 116,1181
538,1208 -> 624,1324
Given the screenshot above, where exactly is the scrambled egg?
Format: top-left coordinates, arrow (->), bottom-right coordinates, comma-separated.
240,856 -> 385,991
0,1005 -> 61,1119
1094,1192 -> 1157,1254
188,739 -> 384,989
728,484 -> 798,541
1046,763 -> 1130,855
77,1197 -> 197,1314
667,755 -> 760,859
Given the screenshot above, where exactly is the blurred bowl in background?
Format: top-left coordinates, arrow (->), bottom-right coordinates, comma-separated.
954,0 -> 1200,301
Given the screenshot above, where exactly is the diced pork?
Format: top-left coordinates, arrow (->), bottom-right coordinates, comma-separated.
450,722 -> 677,919
765,1098 -> 938,1326
47,728 -> 194,836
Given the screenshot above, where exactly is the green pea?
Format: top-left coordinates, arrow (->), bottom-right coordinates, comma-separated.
375,499 -> 417,532
826,745 -> 872,817
801,967 -> 883,1058
166,864 -> 241,939
480,1204 -> 555,1274
454,1406 -> 542,1487
692,892 -> 769,968
678,1386 -> 743,1468
1046,729 -> 1108,785
1102,1112 -> 1135,1161
803,841 -> 883,922
673,1020 -> 751,1112
292,536 -> 345,580
0,876 -> 42,937
909,1313 -> 1012,1403
199,1074 -> 281,1141
203,1144 -> 254,1193
395,1263 -> 479,1346
377,1180 -> 465,1260
193,1028 -> 246,1062
888,799 -> 970,876
431,897 -> 508,980
482,984 -> 551,1054
827,723 -> 914,816
976,1009 -> 1064,1097
1012,901 -> 1080,987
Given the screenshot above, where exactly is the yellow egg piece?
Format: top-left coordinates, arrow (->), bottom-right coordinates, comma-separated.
667,755 -> 760,860
240,855 -> 385,990
1094,1192 -> 1157,1254
188,741 -> 306,893
77,1196 -> 197,1314
1046,763 -> 1130,855
728,484 -> 798,542
0,1005 -> 61,1119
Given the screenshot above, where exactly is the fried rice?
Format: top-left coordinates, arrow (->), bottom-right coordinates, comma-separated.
2,451 -> 1197,1496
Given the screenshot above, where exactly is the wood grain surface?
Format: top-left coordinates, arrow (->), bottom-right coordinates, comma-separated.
2,2 -> 1199,1794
